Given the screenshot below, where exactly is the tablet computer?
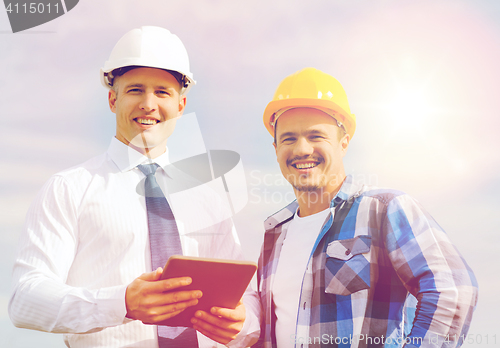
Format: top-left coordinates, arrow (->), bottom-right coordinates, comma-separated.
157,255 -> 257,328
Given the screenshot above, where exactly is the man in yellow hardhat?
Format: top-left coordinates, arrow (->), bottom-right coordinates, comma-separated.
257,67 -> 477,348
9,26 -> 260,348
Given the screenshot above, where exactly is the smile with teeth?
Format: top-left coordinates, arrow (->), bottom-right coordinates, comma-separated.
293,162 -> 319,169
135,118 -> 159,125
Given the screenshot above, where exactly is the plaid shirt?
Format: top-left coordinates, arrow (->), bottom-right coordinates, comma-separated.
257,175 -> 478,348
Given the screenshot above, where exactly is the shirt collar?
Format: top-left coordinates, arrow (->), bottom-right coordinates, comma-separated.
107,137 -> 170,173
264,175 -> 361,230
331,174 -> 360,205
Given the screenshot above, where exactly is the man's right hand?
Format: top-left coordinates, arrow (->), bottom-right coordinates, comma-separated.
125,267 -> 202,324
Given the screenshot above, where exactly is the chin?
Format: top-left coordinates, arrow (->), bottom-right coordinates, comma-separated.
287,175 -> 326,193
293,185 -> 324,192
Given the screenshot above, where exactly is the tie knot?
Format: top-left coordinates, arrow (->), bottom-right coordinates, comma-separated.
138,163 -> 160,176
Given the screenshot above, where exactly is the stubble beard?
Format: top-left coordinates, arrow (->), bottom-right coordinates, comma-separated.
288,173 -> 327,192
285,155 -> 326,192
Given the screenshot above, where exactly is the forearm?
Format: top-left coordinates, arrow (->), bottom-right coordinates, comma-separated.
405,279 -> 477,347
8,175 -> 130,333
386,196 -> 478,347
9,272 -> 128,333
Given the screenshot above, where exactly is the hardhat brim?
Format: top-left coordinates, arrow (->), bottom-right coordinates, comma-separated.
263,98 -> 356,139
100,66 -> 196,95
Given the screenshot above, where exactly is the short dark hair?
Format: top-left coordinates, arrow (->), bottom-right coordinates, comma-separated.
109,65 -> 187,89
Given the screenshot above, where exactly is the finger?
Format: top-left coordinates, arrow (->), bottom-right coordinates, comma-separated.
144,277 -> 193,293
160,277 -> 194,291
160,290 -> 203,306
193,311 -> 239,335
155,298 -> 197,321
210,306 -> 245,322
157,308 -> 185,321
192,315 -> 238,338
210,301 -> 245,322
142,307 -> 186,325
192,319 -> 233,345
143,298 -> 199,324
144,290 -> 202,309
137,267 -> 164,281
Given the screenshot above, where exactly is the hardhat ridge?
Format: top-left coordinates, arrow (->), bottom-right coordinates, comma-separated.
100,26 -> 196,94
263,67 -> 356,139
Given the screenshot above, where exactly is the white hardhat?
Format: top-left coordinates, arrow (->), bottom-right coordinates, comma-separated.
100,26 -> 196,94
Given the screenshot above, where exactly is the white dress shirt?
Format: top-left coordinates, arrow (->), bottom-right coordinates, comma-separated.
9,138 -> 260,348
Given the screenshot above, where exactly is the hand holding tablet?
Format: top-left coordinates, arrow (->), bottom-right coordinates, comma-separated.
157,255 -> 257,328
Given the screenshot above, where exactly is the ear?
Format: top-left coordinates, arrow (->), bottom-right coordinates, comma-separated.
340,133 -> 350,156
177,95 -> 187,116
108,89 -> 117,113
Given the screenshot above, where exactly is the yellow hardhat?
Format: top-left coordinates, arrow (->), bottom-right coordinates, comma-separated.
263,67 -> 356,139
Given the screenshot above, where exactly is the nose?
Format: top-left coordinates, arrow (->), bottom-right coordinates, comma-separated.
139,92 -> 156,113
292,137 -> 314,157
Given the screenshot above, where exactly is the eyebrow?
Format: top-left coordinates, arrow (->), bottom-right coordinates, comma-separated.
124,83 -> 174,90
306,129 -> 327,136
154,85 -> 172,90
278,131 -> 297,142
124,83 -> 144,89
278,129 -> 327,142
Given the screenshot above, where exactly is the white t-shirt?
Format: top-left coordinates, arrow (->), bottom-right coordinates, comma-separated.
273,207 -> 331,348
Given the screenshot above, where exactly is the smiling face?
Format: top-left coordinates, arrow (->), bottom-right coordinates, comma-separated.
108,67 -> 186,158
274,108 -> 349,196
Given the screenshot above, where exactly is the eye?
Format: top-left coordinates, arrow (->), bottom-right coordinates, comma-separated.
156,90 -> 170,96
127,88 -> 142,93
281,137 -> 296,144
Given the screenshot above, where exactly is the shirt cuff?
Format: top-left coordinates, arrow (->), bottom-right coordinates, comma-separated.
226,297 -> 261,348
95,284 -> 129,326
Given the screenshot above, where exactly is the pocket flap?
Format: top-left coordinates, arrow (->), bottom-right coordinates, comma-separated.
326,235 -> 371,260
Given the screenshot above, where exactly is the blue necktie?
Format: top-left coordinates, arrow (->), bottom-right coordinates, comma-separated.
138,163 -> 199,348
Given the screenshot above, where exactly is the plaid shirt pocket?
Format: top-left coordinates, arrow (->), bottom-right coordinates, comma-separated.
324,235 -> 372,296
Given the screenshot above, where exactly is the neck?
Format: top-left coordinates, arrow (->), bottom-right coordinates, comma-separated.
126,142 -> 166,159
295,175 -> 346,217
115,136 -> 167,159
140,146 -> 166,160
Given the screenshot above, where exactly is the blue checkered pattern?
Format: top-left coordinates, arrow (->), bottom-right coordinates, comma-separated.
257,175 -> 478,348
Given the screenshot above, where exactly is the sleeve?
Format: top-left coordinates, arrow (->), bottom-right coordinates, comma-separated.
212,219 -> 262,348
383,194 -> 478,348
8,175 -> 128,334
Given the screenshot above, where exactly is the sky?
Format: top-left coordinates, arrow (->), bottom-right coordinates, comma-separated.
1,0 -> 500,346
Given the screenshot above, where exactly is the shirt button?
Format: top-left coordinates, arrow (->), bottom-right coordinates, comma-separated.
345,249 -> 351,255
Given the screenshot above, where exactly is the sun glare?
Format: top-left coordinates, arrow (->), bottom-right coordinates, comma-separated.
387,89 -> 433,131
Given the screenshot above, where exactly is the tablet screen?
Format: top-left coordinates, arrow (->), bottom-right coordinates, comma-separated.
157,255 -> 257,328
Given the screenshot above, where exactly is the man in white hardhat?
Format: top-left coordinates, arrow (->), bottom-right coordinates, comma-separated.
9,26 -> 260,348
256,68 -> 478,348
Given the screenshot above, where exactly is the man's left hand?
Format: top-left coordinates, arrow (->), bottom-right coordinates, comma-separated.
191,300 -> 246,345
